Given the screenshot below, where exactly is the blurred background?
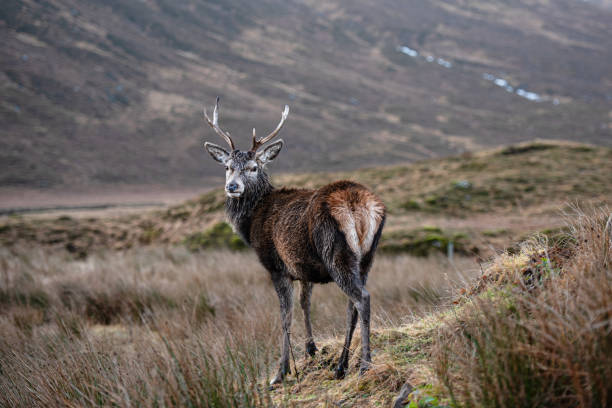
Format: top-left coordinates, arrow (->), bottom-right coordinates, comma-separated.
2,0 -> 611,211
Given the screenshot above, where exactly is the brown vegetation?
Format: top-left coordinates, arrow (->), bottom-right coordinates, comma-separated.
0,245 -> 475,407
433,208 -> 612,407
0,208 -> 610,406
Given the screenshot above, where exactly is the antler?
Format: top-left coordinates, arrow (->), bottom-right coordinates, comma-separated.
250,105 -> 290,152
204,97 -> 235,150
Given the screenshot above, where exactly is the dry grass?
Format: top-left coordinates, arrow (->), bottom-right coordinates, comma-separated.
1,208 -> 610,406
433,208 -> 612,407
0,245 -> 477,407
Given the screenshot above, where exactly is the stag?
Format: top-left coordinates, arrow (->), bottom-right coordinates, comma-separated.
202,98 -> 386,384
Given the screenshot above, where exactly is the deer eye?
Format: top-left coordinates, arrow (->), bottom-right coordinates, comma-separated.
248,166 -> 258,172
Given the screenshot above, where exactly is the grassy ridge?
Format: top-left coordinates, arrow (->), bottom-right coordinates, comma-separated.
1,141 -> 611,258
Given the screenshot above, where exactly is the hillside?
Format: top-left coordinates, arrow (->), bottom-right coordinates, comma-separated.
1,141 -> 611,258
2,0 -> 612,189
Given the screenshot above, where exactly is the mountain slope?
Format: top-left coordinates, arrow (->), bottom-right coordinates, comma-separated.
2,0 -> 611,189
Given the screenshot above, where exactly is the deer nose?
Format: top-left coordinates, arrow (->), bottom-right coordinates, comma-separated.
227,182 -> 239,193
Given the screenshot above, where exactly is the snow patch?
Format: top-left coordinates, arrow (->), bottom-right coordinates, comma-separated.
397,46 -> 418,57
395,46 -> 558,104
483,73 -> 545,102
437,58 -> 452,68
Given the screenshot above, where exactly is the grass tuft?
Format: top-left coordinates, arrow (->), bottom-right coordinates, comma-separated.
432,208 -> 612,407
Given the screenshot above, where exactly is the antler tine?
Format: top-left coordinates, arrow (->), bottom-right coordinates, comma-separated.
204,97 -> 235,151
250,105 -> 290,152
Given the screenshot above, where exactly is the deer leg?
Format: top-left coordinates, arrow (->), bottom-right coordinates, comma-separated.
335,299 -> 358,379
356,287 -> 371,375
299,281 -> 317,357
270,275 -> 294,385
328,254 -> 372,377
337,277 -> 371,376
336,253 -> 375,377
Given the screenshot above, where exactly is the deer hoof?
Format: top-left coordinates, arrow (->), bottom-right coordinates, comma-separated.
334,363 -> 347,379
305,341 -> 318,357
359,361 -> 371,376
270,364 -> 289,386
269,372 -> 285,386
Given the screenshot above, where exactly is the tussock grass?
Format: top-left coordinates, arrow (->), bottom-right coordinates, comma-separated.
433,208 -> 612,407
0,245 -> 476,407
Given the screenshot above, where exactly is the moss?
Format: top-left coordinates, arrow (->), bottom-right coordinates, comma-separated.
139,226 -> 162,244
421,226 -> 442,233
483,228 -> 508,237
388,333 -> 433,364
402,199 -> 421,210
405,384 -> 449,408
380,227 -> 467,256
183,222 -> 247,251
419,181 -> 521,214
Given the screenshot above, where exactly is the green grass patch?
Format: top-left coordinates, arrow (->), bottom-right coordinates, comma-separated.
183,222 -> 247,251
380,227 -> 467,256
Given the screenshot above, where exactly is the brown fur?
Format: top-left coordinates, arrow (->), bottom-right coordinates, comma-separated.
245,181 -> 385,284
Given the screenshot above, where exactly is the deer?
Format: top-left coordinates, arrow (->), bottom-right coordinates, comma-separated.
202,98 -> 386,385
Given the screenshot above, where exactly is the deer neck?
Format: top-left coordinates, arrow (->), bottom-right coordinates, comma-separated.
225,172 -> 273,244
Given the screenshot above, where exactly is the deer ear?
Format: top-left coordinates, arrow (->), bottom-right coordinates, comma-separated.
204,142 -> 230,164
256,140 -> 283,164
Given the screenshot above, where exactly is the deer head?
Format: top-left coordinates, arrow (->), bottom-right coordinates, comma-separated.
203,97 -> 289,198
